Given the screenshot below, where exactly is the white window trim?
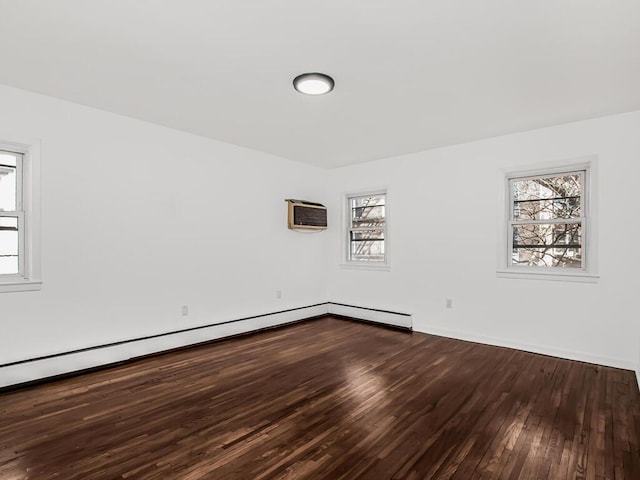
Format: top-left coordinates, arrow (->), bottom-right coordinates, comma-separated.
341,188 -> 390,271
0,136 -> 42,293
496,156 -> 599,283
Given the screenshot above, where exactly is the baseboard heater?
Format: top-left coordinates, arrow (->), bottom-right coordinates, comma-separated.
0,302 -> 412,391
328,302 -> 412,330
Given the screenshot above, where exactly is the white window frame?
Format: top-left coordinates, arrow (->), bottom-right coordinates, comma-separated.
0,137 -> 41,293
497,156 -> 598,283
342,189 -> 390,271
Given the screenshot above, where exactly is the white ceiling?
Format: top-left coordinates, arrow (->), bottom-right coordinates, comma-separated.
0,1 -> 639,168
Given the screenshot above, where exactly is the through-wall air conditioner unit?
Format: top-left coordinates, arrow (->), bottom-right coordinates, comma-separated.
285,199 -> 327,230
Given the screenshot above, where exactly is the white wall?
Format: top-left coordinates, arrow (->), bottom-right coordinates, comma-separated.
327,111 -> 640,370
0,84 -> 329,367
2,82 -> 638,383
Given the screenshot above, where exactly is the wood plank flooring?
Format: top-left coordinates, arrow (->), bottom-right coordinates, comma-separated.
1,316 -> 639,479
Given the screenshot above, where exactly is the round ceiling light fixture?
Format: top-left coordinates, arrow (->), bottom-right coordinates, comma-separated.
293,73 -> 335,95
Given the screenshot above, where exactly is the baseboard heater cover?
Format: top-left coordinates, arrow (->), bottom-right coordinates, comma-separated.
328,302 -> 412,330
0,303 -> 329,389
0,302 -> 413,390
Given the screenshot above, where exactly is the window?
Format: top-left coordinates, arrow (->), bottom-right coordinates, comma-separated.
499,159 -> 598,282
346,191 -> 387,264
0,150 -> 23,276
0,139 -> 41,292
510,171 -> 584,268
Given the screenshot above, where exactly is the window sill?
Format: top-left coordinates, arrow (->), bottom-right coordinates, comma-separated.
340,263 -> 391,272
496,269 -> 598,283
0,279 -> 42,293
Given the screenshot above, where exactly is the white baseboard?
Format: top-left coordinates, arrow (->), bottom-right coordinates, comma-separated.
0,303 -> 329,389
328,302 -> 412,329
417,324 -> 635,371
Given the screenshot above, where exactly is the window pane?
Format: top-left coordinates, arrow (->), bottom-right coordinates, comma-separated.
0,153 -> 17,167
512,173 -> 581,220
512,223 -> 582,268
0,217 -> 19,275
352,205 -> 385,228
0,164 -> 17,212
351,194 -> 385,209
350,230 -> 384,261
351,194 -> 385,229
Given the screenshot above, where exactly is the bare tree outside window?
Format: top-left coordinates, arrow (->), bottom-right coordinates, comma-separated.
509,172 -> 584,268
348,193 -> 386,262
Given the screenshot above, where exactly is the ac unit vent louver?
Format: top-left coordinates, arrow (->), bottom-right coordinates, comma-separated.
285,199 -> 327,230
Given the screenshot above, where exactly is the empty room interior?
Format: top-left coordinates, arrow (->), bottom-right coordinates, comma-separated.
1,2 -> 640,479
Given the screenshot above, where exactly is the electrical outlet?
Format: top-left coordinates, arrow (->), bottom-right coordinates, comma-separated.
446,299 -> 453,309
276,290 -> 282,299
181,305 -> 189,316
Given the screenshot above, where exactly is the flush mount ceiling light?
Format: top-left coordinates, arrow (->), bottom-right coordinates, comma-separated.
293,73 -> 335,95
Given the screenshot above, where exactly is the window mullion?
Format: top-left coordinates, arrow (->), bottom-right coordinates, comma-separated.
0,211 -> 21,217
512,169 -> 584,183
15,154 -> 23,211
17,212 -> 25,277
351,226 -> 384,232
511,218 -> 584,226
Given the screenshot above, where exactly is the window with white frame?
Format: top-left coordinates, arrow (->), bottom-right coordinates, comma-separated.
0,141 -> 41,292
508,170 -> 587,269
346,192 -> 387,263
0,150 -> 23,276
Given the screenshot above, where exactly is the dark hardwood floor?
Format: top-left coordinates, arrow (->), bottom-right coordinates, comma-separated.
1,316 -> 639,479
